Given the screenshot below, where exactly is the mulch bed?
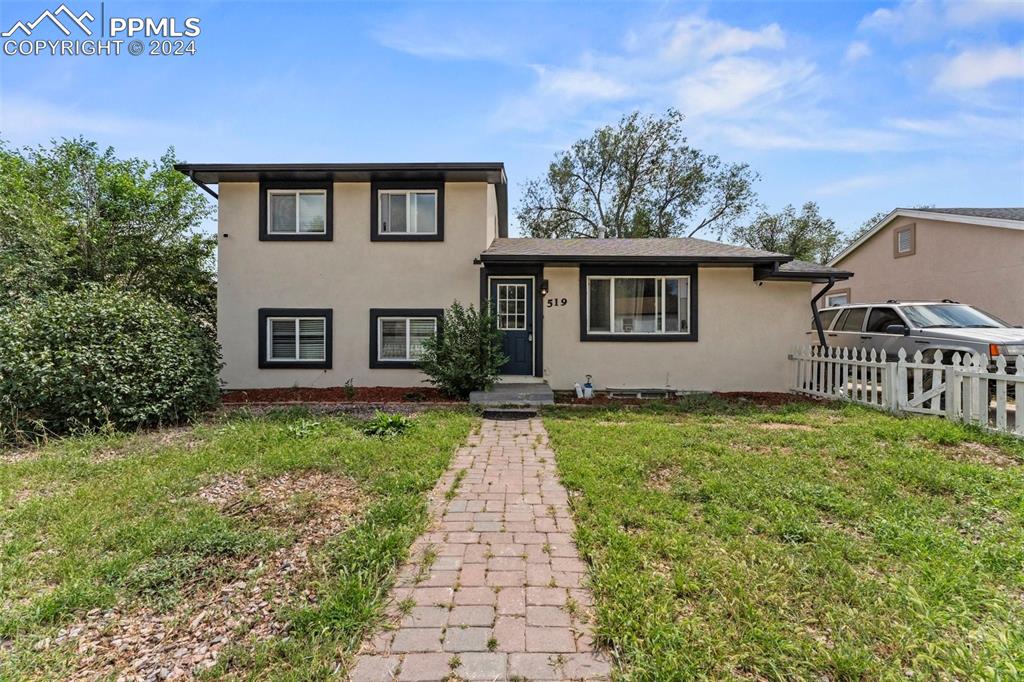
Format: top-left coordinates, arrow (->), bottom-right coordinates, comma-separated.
554,391 -> 820,408
222,386 -> 453,404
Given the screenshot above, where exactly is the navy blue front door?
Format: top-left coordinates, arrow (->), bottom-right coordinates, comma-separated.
490,278 -> 533,375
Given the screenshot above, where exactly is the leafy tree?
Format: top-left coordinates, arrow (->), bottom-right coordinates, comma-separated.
517,109 -> 758,239
418,302 -> 507,398
0,138 -> 216,327
731,202 -> 844,264
0,286 -> 221,441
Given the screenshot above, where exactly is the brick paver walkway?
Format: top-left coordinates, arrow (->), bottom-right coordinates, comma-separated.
350,418 -> 611,681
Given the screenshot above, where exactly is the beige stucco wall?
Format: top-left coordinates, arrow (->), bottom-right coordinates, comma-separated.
818,218 -> 1024,324
541,266 -> 812,392
217,182 -> 490,389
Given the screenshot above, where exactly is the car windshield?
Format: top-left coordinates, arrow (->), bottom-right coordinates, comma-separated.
901,305 -> 1008,329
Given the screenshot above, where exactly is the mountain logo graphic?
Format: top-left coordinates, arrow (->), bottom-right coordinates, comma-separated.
2,4 -> 95,37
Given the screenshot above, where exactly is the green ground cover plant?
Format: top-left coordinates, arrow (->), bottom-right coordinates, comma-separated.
0,408 -> 474,679
544,397 -> 1024,680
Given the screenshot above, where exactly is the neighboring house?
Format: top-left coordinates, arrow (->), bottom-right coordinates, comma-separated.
176,162 -> 849,393
819,208 -> 1024,324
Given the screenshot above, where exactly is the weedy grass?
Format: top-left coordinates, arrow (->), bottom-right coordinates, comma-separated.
543,397 -> 1024,681
0,407 -> 474,679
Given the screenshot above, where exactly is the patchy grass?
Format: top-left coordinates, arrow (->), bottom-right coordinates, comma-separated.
543,397 -> 1024,680
0,408 -> 474,679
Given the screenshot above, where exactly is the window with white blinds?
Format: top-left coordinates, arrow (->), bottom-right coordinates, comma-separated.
267,317 -> 326,361
378,317 -> 437,361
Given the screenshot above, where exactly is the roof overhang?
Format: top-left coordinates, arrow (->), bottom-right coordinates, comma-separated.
480,254 -> 790,266
830,208 -> 1024,266
754,263 -> 853,283
174,162 -> 507,185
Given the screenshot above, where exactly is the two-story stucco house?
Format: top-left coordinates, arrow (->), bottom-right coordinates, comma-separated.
176,162 -> 849,394
818,208 -> 1024,325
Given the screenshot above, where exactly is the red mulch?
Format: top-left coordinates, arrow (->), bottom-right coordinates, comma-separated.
221,386 -> 454,404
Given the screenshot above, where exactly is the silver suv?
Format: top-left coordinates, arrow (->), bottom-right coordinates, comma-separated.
812,301 -> 1024,369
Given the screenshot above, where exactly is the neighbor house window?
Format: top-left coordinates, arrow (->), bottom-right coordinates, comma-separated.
824,290 -> 850,307
268,190 -> 327,234
259,181 -> 333,241
586,276 -> 690,335
379,190 -> 438,235
369,308 -> 444,368
378,317 -> 437,361
894,224 -> 915,257
258,308 -> 333,369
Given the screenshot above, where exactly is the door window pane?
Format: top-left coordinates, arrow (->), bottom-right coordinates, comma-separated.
866,308 -> 902,333
840,308 -> 867,332
614,278 -> 660,333
269,194 -> 296,233
496,284 -> 527,330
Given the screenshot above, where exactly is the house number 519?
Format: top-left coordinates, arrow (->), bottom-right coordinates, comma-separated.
546,298 -> 568,307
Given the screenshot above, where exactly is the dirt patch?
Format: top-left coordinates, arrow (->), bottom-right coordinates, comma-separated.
222,386 -> 451,404
46,471 -> 362,680
937,441 -> 1019,469
755,422 -> 815,432
714,392 -> 820,407
647,464 -> 681,492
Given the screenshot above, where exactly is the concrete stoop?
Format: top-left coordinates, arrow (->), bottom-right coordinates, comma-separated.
469,382 -> 555,409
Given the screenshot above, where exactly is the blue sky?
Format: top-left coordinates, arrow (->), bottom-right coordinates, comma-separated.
1,0 -> 1022,238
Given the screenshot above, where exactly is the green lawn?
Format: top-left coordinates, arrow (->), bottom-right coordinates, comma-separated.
544,398 -> 1024,681
0,408 -> 474,680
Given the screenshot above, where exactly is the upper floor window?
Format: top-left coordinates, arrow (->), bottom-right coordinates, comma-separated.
370,181 -> 445,242
269,190 -> 327,234
894,223 -> 915,257
379,190 -> 437,235
259,180 -> 333,241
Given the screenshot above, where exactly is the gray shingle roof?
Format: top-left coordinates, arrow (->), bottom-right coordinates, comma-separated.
907,207 -> 1024,222
778,259 -> 851,275
481,237 -> 788,261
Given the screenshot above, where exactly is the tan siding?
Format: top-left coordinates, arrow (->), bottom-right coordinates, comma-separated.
819,218 -> 1024,324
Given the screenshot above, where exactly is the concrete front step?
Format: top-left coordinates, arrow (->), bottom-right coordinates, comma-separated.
469,382 -> 555,407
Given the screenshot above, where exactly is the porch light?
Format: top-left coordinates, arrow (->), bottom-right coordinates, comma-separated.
540,279 -> 549,297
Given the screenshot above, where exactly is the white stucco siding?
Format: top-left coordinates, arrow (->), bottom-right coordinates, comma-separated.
540,266 -> 812,392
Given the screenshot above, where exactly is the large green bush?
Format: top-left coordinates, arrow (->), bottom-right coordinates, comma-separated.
418,301 -> 507,398
0,286 -> 221,439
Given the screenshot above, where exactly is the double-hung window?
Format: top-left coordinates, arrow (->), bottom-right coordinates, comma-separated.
369,308 -> 443,368
585,275 -> 692,337
258,308 -> 332,369
378,190 -> 438,235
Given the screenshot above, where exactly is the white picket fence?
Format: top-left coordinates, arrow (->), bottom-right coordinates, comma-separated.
790,346 -> 1024,438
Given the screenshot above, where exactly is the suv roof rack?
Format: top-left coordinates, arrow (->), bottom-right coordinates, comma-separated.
941,298 -> 960,304
886,299 -> 900,304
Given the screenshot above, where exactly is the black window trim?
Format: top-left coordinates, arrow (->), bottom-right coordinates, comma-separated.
369,308 -> 444,368
370,180 -> 445,242
259,180 -> 333,241
578,264 -> 698,342
258,308 -> 333,369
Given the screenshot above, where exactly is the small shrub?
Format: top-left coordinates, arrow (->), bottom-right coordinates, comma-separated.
0,286 -> 221,441
361,411 -> 412,438
418,301 -> 507,398
343,378 -> 356,400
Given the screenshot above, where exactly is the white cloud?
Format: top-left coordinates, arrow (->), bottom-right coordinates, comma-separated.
371,17 -> 509,61
675,58 -> 815,115
934,44 -> 1024,89
844,41 -> 872,64
534,65 -> 633,100
650,16 -> 786,60
859,0 -> 1024,38
859,0 -> 938,38
945,0 -> 1024,26
0,96 -> 177,139
815,173 -> 891,196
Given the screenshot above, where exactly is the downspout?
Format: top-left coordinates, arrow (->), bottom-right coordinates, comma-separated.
188,171 -> 218,199
810,276 -> 835,348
